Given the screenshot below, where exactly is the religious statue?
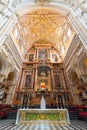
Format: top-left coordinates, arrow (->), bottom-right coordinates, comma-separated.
40,96 -> 46,109
40,82 -> 45,90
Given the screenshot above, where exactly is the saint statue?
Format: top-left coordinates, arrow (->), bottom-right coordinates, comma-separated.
40,96 -> 46,109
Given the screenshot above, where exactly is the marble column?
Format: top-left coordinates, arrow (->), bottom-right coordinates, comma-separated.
35,48 -> 37,58
21,94 -> 24,107
32,69 -> 35,89
34,68 -> 38,91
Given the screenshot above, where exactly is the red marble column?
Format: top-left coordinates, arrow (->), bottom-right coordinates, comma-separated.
33,68 -> 36,89
51,68 -> 55,89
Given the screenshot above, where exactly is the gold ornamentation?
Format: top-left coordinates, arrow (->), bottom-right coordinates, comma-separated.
13,8 -> 74,59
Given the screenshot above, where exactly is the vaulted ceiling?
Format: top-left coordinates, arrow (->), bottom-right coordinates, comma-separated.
18,8 -> 67,45
1,0 -> 85,60
12,7 -> 75,60
0,0 -> 86,70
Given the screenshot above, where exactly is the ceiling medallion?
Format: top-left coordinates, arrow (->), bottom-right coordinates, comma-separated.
35,0 -> 50,5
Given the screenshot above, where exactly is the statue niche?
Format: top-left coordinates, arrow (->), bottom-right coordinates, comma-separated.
37,65 -> 50,91
38,80 -> 48,91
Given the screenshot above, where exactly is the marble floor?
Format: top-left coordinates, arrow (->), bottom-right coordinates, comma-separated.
0,119 -> 87,130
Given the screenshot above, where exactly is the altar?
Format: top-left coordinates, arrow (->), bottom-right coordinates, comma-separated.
16,108 -> 70,124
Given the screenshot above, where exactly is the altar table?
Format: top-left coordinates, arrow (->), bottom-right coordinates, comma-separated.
16,108 -> 70,124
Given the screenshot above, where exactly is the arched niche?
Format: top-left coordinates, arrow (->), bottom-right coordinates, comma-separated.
83,58 -> 87,74
7,72 -> 15,83
70,71 -> 79,84
5,71 -> 16,104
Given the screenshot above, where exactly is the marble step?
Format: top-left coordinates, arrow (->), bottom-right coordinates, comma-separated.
0,119 -> 87,130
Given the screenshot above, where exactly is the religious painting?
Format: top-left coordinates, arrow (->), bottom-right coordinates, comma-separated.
52,54 -> 58,62
37,66 -> 49,77
38,49 -> 47,60
54,74 -> 61,88
25,73 -> 32,88
29,54 -> 34,61
38,69 -> 48,77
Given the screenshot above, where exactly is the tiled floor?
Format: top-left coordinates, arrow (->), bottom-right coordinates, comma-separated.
0,119 -> 87,130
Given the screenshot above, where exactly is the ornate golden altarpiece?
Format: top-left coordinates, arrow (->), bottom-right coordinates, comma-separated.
12,42 -> 73,108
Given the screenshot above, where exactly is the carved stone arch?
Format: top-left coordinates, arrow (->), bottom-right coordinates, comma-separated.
76,52 -> 87,83
78,54 -> 87,74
